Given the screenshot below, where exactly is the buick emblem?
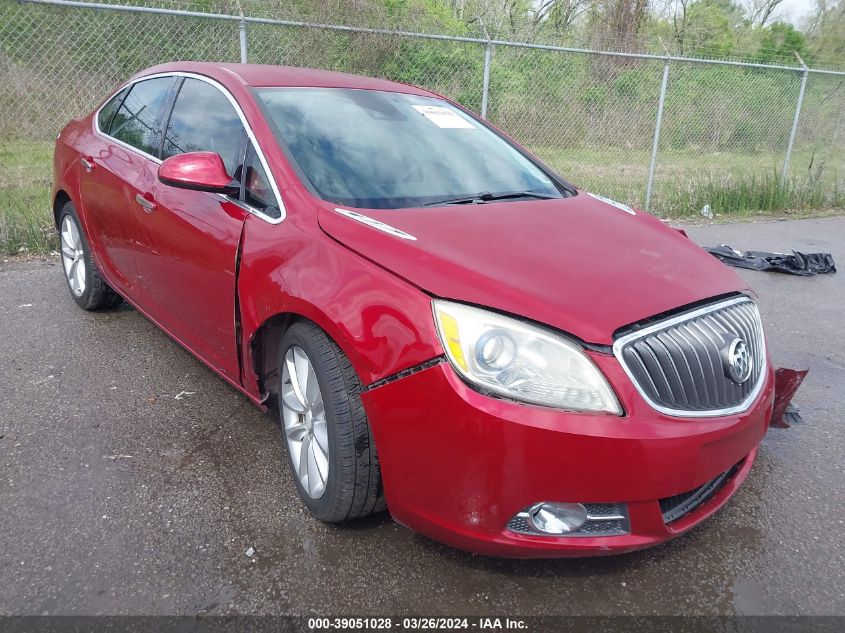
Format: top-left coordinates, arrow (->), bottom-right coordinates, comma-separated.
722,337 -> 753,384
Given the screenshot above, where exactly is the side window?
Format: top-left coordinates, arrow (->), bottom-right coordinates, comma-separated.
110,77 -> 173,156
243,146 -> 279,219
97,87 -> 128,133
162,78 -> 245,177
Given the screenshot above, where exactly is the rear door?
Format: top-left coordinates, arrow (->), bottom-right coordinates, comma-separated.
78,76 -> 176,300
130,76 -> 252,382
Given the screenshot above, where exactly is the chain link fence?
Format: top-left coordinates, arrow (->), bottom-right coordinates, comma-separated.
2,0 -> 844,255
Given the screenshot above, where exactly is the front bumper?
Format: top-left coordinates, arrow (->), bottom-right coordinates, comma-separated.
361,353 -> 774,558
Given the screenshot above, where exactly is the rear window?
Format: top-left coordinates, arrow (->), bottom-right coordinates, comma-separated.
97,87 -> 128,134
108,77 -> 173,157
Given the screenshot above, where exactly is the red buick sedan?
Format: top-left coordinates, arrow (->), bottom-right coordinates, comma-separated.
53,62 -> 773,557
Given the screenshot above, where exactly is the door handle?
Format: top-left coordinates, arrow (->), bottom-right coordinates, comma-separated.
135,193 -> 157,213
80,157 -> 95,172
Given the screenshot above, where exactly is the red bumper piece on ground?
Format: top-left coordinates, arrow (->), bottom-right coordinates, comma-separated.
770,368 -> 808,428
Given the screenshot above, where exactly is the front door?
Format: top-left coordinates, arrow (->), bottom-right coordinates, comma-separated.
130,77 -> 250,382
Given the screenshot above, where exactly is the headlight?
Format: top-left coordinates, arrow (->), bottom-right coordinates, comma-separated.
432,300 -> 622,414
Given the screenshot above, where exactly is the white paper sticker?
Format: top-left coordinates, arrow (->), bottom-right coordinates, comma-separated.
412,105 -> 476,129
586,192 -> 636,215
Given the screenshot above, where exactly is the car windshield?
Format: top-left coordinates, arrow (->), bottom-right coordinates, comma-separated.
256,88 -> 565,209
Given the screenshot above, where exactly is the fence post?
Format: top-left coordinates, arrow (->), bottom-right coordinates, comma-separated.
481,43 -> 492,119
781,63 -> 809,186
645,58 -> 670,213
239,18 -> 248,63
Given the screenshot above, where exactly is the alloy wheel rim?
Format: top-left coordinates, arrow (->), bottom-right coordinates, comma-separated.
60,215 -> 86,297
281,346 -> 329,499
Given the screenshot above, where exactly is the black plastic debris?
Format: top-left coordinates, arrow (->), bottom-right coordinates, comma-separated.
704,244 -> 836,276
781,403 -> 804,427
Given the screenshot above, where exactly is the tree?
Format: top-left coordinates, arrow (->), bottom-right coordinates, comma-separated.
742,0 -> 786,26
593,0 -> 651,49
804,0 -> 845,61
667,0 -> 692,54
663,0 -> 742,57
754,21 -> 812,63
547,0 -> 593,32
445,0 -> 532,38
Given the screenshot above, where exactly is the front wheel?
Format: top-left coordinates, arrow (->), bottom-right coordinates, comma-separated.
278,321 -> 385,522
58,202 -> 122,310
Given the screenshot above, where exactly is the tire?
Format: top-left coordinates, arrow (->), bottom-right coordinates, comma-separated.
277,321 -> 385,522
58,201 -> 123,311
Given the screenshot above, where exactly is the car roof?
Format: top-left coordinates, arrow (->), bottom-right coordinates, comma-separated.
134,62 -> 436,97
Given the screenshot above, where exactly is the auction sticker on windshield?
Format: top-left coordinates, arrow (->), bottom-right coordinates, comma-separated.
412,105 -> 476,129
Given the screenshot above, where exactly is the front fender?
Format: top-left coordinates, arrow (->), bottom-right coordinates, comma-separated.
237,205 -> 442,400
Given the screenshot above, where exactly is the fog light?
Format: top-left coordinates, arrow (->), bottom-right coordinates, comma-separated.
527,502 -> 588,534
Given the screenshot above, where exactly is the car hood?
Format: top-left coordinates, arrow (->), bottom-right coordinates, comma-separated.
317,193 -> 747,345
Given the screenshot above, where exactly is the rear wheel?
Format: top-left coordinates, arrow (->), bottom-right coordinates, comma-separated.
58,202 -> 122,310
278,321 -> 385,522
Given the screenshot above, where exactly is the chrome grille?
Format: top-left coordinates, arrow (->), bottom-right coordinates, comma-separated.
613,297 -> 766,417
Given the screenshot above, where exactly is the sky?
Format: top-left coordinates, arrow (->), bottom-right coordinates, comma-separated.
779,0 -> 816,25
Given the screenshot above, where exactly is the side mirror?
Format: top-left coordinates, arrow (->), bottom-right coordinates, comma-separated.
158,151 -> 239,196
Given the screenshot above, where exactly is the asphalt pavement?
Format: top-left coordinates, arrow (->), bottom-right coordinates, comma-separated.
1,215 -> 843,616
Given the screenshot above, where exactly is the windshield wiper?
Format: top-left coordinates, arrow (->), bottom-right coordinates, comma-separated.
423,191 -> 560,207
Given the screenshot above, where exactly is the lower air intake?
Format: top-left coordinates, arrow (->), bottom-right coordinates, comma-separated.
659,463 -> 741,524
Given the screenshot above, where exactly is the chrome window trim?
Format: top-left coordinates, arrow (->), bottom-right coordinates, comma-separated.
612,296 -> 768,418
92,71 -> 286,224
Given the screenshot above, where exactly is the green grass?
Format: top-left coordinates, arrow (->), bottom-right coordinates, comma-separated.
1,138 -> 843,256
0,139 -> 56,256
664,169 -> 844,218
536,146 -> 845,217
